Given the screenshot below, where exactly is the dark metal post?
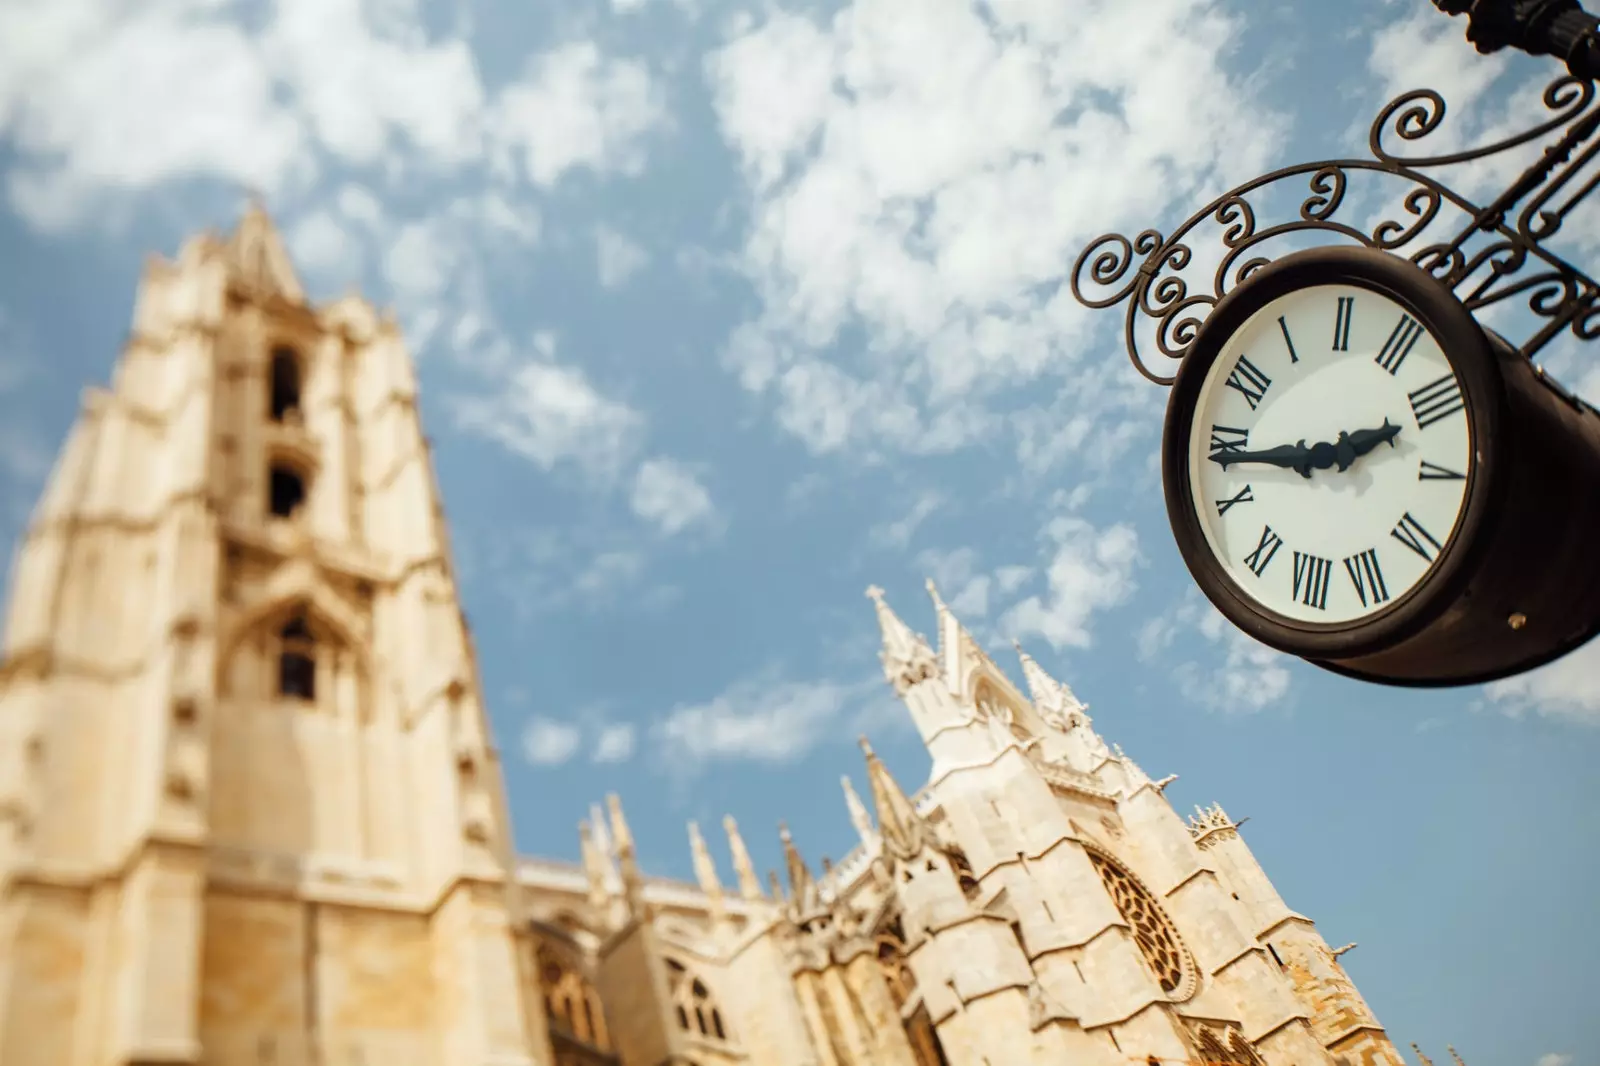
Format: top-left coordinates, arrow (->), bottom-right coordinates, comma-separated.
1433,0 -> 1600,79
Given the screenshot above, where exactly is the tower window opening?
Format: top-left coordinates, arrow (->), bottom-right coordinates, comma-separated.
1267,943 -> 1284,968
268,464 -> 306,518
269,346 -> 302,422
278,613 -> 316,701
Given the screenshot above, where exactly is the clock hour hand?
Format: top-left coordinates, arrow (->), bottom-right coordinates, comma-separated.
1208,441 -> 1315,478
1337,419 -> 1402,465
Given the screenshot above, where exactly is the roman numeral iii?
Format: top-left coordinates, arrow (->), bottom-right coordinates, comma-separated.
1391,512 -> 1443,563
1332,296 -> 1354,351
1243,525 -> 1283,577
1344,549 -> 1391,608
1375,314 -> 1423,375
1224,354 -> 1272,410
1408,374 -> 1466,430
1293,552 -> 1332,610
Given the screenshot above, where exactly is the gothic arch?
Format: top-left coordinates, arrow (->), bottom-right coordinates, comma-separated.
537,946 -> 613,1059
218,590 -> 369,712
220,563 -> 368,663
970,677 -> 1042,741
1081,844 -> 1197,1000
664,958 -> 730,1043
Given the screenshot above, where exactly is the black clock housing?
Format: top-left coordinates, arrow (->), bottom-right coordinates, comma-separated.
1162,245 -> 1600,687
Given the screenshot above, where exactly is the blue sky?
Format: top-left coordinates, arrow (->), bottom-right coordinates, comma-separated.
1,0 -> 1597,1061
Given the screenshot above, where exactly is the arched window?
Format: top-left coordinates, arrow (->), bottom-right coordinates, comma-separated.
875,918 -> 916,1011
269,346 -> 302,422
268,463 -> 307,518
1085,848 -> 1192,997
538,949 -> 612,1053
278,612 -> 316,701
665,959 -> 728,1042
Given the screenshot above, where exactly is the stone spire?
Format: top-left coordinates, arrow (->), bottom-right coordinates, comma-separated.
590,802 -> 614,872
859,737 -> 928,861
578,819 -> 610,914
723,815 -> 763,900
779,823 -> 816,907
688,821 -> 725,919
865,585 -> 939,696
224,200 -> 305,303
688,821 -> 722,897
607,793 -> 644,913
841,774 -> 875,847
1013,640 -> 1087,726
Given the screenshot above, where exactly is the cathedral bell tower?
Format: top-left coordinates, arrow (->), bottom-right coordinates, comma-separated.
0,208 -> 547,1066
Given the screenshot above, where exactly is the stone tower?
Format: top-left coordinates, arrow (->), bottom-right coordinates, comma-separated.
0,208 -> 546,1066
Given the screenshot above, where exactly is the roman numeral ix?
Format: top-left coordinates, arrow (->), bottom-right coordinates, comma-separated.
1293,552 -> 1332,610
1344,548 -> 1391,608
1243,525 -> 1283,578
1224,354 -> 1272,410
1332,296 -> 1354,351
1209,424 -> 1250,458
1215,485 -> 1254,516
1376,314 -> 1423,375
1391,511 -> 1443,563
1409,374 -> 1466,430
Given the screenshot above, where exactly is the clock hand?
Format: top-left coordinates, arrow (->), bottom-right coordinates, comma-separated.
1208,441 -> 1316,478
1323,419 -> 1403,472
1341,418 -> 1403,459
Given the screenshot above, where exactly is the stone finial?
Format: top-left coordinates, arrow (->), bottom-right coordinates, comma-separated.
606,794 -> 634,857
578,820 -> 610,910
723,815 -> 763,900
841,774 -> 875,846
866,585 -> 939,695
859,736 -> 927,861
687,821 -> 723,900
779,822 -> 814,904
1412,1045 -> 1436,1066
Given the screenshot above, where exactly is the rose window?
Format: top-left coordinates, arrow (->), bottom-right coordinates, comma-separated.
1086,849 -> 1192,996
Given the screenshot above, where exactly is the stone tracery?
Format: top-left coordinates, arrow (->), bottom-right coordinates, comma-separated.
1084,847 -> 1194,998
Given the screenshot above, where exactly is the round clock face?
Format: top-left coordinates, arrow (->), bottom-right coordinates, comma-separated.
1187,283 -> 1474,625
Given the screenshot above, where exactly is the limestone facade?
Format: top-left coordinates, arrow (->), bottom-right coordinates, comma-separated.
0,211 -> 1410,1066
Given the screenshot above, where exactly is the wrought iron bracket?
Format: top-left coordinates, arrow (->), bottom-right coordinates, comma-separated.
1070,75 -> 1600,385
1433,0 -> 1600,79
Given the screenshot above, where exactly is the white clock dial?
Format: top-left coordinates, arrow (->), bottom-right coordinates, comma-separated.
1187,283 -> 1474,625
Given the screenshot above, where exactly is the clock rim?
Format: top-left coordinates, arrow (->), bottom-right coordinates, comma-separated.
1161,245 -> 1506,661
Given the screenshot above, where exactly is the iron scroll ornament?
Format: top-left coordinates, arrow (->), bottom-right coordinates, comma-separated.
1070,75 -> 1600,386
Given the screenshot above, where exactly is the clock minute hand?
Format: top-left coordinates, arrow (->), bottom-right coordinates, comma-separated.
1209,441 -> 1315,479
1341,418 -> 1402,460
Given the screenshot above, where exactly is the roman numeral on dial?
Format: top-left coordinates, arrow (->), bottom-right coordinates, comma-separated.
1292,552 -> 1332,610
1209,424 -> 1250,458
1390,511 -> 1443,563
1343,548 -> 1391,608
1215,484 -> 1254,516
1243,525 -> 1283,577
1224,354 -> 1272,410
1408,374 -> 1466,430
1419,460 -> 1465,481
1376,314 -> 1423,375
1332,296 -> 1354,351
1278,316 -> 1298,363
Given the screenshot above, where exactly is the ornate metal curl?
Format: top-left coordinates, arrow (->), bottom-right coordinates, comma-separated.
1071,75 -> 1600,385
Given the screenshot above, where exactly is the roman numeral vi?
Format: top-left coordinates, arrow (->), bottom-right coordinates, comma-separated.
1391,512 -> 1443,563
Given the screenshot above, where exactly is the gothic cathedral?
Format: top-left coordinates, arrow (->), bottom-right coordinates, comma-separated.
0,210 -> 1410,1066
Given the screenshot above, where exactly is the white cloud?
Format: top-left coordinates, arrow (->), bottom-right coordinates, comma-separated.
1484,639 -> 1600,726
652,675 -> 879,768
1138,593 -> 1293,714
1000,517 -> 1141,651
494,42 -> 666,187
454,357 -> 643,478
591,723 -> 637,764
706,0 -> 1286,464
521,717 -> 583,767
630,457 -> 716,535
1535,1054 -> 1572,1066
0,0 -> 668,228
870,491 -> 942,550
918,546 -> 994,620
595,226 -> 649,287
